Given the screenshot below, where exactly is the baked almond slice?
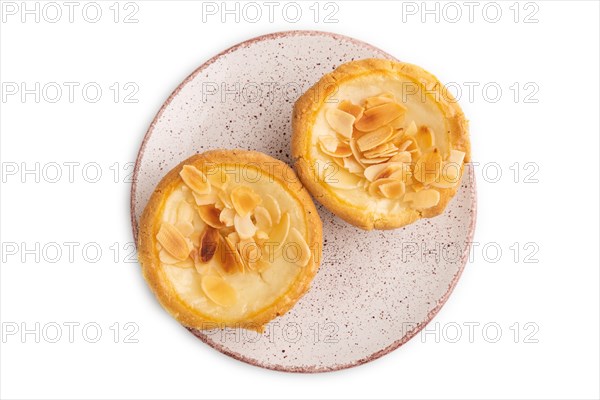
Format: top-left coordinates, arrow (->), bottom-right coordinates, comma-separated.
405,189 -> 440,209
319,141 -> 353,158
415,126 -> 435,151
360,157 -> 391,165
368,178 -> 398,197
270,212 -> 290,251
253,206 -> 272,231
221,235 -> 245,274
318,135 -> 339,153
234,213 -> 257,240
326,167 -> 363,188
388,151 -> 412,163
379,181 -> 406,199
201,275 -> 237,307
364,162 -> 402,182
206,171 -> 229,190
338,100 -> 364,120
287,227 -> 311,267
354,102 -> 406,132
431,161 -> 462,189
263,194 -> 281,225
343,156 -> 364,174
159,248 -> 189,265
405,120 -> 418,136
156,223 -> 189,261
363,142 -> 396,158
230,186 -> 262,217
356,125 -> 394,152
198,227 -> 219,263
326,108 -> 355,139
448,149 -> 466,166
219,207 -> 235,227
179,165 -> 211,195
374,163 -> 408,181
414,148 -> 443,185
349,139 -> 366,168
192,191 -> 218,206
198,205 -> 225,229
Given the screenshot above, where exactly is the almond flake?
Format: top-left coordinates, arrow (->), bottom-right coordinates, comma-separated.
179,165 -> 211,195
253,206 -> 272,231
349,139 -> 366,168
206,171 -> 229,190
448,149 -> 466,165
354,102 -> 407,132
201,275 -> 237,307
263,194 -> 281,225
221,235 -> 244,274
414,148 -> 443,185
234,213 -> 257,240
319,140 -> 353,158
405,120 -> 418,136
343,156 -> 364,174
356,125 -> 394,152
415,126 -> 435,150
364,162 -> 401,182
219,207 -> 235,227
368,178 -> 399,197
198,205 -> 225,229
230,186 -> 262,217
379,181 -> 406,199
338,100 -> 364,120
192,191 -> 218,206
388,151 -> 412,163
318,135 -> 339,153
363,96 -> 394,109
156,223 -> 189,261
360,157 -> 391,164
326,108 -> 356,139
270,212 -> 290,251
326,167 -> 363,189
286,227 -> 311,267
198,227 -> 219,263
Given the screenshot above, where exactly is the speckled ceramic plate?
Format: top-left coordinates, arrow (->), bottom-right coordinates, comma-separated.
131,30 -> 476,372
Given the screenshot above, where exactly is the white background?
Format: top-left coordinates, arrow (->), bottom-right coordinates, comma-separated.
1,1 -> 599,399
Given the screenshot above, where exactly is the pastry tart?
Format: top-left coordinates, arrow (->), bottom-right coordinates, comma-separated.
292,59 -> 471,230
137,150 -> 322,331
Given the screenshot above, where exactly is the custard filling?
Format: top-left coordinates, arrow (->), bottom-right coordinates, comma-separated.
155,163 -> 311,321
309,74 -> 466,215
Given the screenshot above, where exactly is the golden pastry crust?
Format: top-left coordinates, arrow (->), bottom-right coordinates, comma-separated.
292,58 -> 470,230
138,149 -> 323,331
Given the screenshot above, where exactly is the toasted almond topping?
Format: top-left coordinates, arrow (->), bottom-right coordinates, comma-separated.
349,139 -> 366,168
198,205 -> 225,228
379,181 -> 406,199
326,107 -> 356,138
159,249 -> 186,265
198,227 -> 219,263
156,223 -> 189,261
368,178 -> 398,197
179,165 -> 211,194
230,186 -> 262,217
415,126 -> 435,150
364,162 -> 400,182
405,189 -> 440,209
388,151 -> 412,163
375,163 -> 408,181
363,142 -> 398,159
319,140 -> 353,158
354,102 -> 406,132
343,156 -> 364,174
405,120 -> 418,136
174,221 -> 194,237
206,171 -> 229,190
397,139 -> 413,152
414,148 -> 443,185
318,135 -> 339,153
389,116 -> 405,129
256,230 -> 269,241
448,149 -> 466,165
287,227 -> 311,267
356,125 -> 394,152
431,162 -> 462,188
221,235 -> 244,274
192,191 -> 218,206
234,213 -> 257,240
217,191 -> 233,209
338,100 -> 364,120
201,275 -> 237,307
263,194 -> 281,225
253,206 -> 272,231
219,207 -> 235,227
270,212 -> 290,251
360,157 -> 391,164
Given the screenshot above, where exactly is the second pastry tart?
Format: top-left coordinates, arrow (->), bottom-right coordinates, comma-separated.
292,58 -> 471,230
137,150 -> 322,331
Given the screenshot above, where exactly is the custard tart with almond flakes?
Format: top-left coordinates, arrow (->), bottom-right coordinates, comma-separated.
137,150 -> 322,331
292,58 -> 471,230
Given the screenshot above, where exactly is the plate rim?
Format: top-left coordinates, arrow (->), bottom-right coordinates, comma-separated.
130,29 -> 477,373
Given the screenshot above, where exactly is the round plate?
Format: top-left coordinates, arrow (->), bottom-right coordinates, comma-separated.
131,30 -> 476,373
